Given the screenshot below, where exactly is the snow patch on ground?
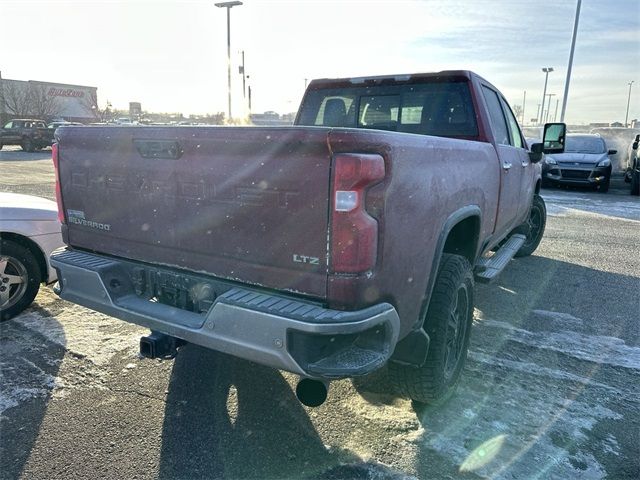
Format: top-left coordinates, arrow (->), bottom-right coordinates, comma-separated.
14,305 -> 145,366
478,316 -> 640,370
467,351 -> 622,393
1,302 -> 145,416
543,192 -> 640,222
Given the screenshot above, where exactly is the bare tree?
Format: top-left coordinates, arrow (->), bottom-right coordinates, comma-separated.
28,84 -> 61,119
0,81 -> 61,119
1,82 -> 31,117
80,90 -> 102,121
512,104 -> 523,123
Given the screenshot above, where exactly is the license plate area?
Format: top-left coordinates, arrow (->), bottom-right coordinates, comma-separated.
129,266 -> 219,314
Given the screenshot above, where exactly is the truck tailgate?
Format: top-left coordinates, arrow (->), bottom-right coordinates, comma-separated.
56,126 -> 332,299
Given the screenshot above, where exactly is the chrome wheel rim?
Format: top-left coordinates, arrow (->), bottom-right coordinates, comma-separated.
0,256 -> 28,310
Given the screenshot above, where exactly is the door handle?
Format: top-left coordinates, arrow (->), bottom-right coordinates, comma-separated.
503,161 -> 512,170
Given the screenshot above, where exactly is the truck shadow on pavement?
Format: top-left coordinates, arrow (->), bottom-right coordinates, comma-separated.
0,306 -> 65,480
409,255 -> 639,479
158,346 -> 356,480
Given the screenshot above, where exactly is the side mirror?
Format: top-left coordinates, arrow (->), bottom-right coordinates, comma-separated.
607,149 -> 617,155
635,134 -> 640,142
542,122 -> 566,154
529,142 -> 544,163
633,142 -> 639,150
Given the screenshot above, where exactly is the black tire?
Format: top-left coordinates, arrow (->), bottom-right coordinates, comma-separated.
0,240 -> 42,321
388,254 -> 474,405
598,178 -> 610,193
21,138 -> 35,152
515,194 -> 546,258
631,169 -> 640,196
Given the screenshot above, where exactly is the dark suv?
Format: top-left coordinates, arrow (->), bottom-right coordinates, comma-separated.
542,134 -> 616,193
0,119 -> 55,152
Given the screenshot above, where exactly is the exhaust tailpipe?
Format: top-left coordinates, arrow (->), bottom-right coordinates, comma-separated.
140,331 -> 185,359
296,378 -> 329,407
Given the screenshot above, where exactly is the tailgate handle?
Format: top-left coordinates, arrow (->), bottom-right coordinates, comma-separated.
134,139 -> 183,160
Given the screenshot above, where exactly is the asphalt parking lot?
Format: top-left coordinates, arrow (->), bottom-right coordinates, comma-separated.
1,146 -> 639,479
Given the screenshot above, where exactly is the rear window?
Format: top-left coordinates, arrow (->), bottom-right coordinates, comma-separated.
298,80 -> 478,139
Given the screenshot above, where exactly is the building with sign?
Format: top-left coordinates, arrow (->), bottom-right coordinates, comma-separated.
0,73 -> 98,125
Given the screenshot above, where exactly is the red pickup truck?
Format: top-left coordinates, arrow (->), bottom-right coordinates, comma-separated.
49,71 -> 565,406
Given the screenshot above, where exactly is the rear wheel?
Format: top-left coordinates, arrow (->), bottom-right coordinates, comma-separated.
0,240 -> 41,321
388,254 -> 474,405
515,194 -> 546,257
21,138 -> 35,152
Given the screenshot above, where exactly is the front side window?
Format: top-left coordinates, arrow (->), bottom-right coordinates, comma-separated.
500,97 -> 523,148
359,95 -> 399,129
314,96 -> 356,127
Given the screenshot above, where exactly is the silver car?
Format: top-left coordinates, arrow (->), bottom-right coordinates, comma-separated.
0,193 -> 63,320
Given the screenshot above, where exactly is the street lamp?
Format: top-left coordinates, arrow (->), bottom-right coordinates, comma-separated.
215,1 -> 243,122
625,81 -> 634,128
560,0 -> 582,122
540,67 -> 554,126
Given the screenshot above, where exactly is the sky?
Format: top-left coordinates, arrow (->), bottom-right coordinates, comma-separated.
1,0 -> 638,124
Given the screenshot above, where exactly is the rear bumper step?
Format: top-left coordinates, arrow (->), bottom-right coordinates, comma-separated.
474,234 -> 526,283
50,248 -> 400,379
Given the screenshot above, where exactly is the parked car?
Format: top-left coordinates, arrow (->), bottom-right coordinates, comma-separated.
0,193 -> 63,320
542,134 -> 616,192
0,119 -> 56,152
624,134 -> 639,195
49,71 -> 565,407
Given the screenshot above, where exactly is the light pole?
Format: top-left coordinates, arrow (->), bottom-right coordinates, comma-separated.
239,50 -> 247,99
215,1 -> 243,122
625,81 -> 634,128
560,0 -> 582,122
522,90 -> 527,125
540,67 -> 554,126
545,93 -> 556,123
553,98 -> 560,122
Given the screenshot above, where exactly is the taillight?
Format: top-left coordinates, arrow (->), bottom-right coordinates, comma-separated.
51,143 -> 65,224
330,153 -> 385,273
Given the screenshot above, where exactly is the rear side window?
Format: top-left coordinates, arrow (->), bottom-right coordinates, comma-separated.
298,80 -> 478,139
482,86 -> 510,146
